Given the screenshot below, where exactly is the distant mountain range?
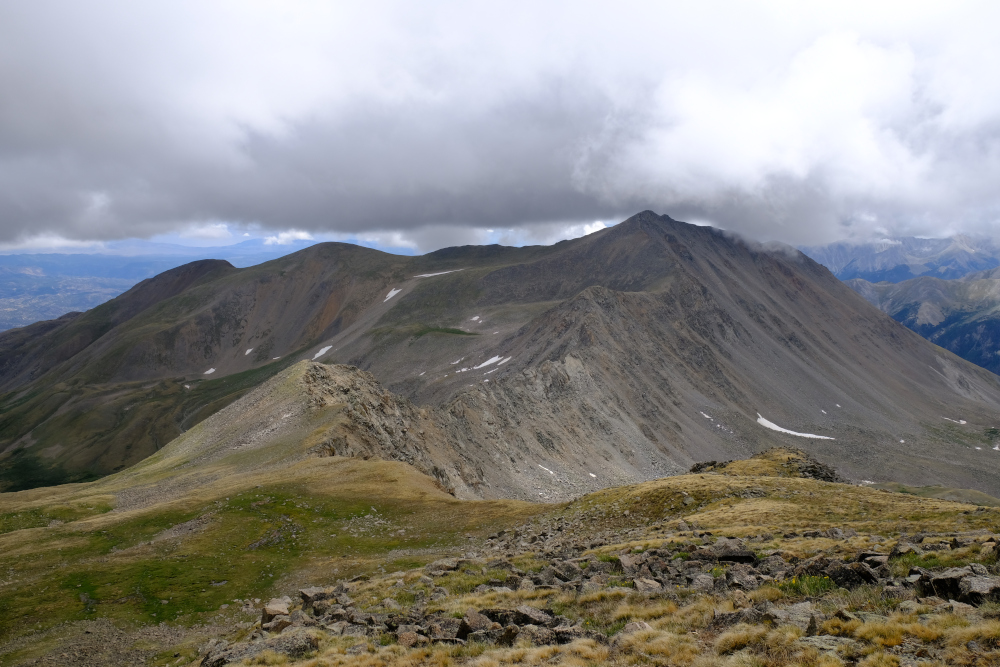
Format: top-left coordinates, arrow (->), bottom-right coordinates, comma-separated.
848,267 -> 1000,376
4,211 -> 1000,500
0,239 -> 318,331
800,235 -> 1000,283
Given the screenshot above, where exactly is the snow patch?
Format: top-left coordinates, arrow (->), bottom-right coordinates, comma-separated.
450,358 -> 463,365
470,315 -> 480,321
538,464 -> 555,475
204,368 -> 216,375
273,356 -> 280,360
589,473 -> 596,478
414,270 -> 461,278
821,409 -> 827,414
184,384 -> 190,389
700,412 -> 713,420
756,413 -> 835,440
474,355 -> 502,369
245,348 -> 253,356
384,288 -> 402,302
976,446 -> 983,450
943,417 -> 967,425
419,371 -> 425,376
836,404 -> 841,408
313,346 -> 332,360
497,356 -> 512,366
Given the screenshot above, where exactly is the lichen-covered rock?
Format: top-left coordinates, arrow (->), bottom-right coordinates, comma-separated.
201,629 -> 320,667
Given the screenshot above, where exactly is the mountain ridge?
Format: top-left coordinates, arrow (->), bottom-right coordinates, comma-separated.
4,211 -> 1000,497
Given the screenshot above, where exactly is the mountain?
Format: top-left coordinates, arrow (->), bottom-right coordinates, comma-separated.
0,239 -> 321,332
5,211 -> 1000,499
847,267 -> 1000,376
800,235 -> 1000,282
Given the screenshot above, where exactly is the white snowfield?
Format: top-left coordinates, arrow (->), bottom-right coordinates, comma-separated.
756,413 -> 835,440
474,355 -> 503,369
413,269 -> 462,278
384,288 -> 402,302
497,356 -> 512,366
245,348 -> 253,356
204,368 -> 216,375
312,345 -> 332,360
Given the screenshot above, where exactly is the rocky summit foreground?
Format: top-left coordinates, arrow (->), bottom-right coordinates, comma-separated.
4,449 -> 1000,666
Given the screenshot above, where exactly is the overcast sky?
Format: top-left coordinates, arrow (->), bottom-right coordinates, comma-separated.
3,1 -> 1000,252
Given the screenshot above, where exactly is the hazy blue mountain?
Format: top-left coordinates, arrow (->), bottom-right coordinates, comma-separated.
800,235 -> 1000,283
848,266 -> 1000,376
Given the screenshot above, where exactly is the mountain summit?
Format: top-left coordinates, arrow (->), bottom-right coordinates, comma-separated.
3,211 -> 1000,496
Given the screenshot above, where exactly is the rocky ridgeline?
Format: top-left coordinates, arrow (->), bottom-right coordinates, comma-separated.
199,529 -> 1000,666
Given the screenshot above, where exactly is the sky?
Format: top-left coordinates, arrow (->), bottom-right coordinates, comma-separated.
3,1 -> 1000,253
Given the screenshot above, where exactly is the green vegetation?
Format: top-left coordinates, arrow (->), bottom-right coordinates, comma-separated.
777,575 -> 836,597
0,353 -> 303,491
0,458 -> 543,654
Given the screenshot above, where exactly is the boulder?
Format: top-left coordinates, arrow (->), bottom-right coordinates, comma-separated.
263,614 -> 292,633
826,562 -> 879,589
919,567 -> 973,600
427,617 -> 463,640
459,609 -> 498,637
554,626 -> 608,644
959,575 -> 1000,605
711,608 -> 763,628
726,564 -> 760,591
691,574 -> 715,592
298,587 -> 330,607
622,621 -> 653,633
795,635 -> 860,656
634,578 -> 663,593
518,624 -> 556,646
425,558 -> 460,572
261,598 -> 290,624
201,629 -> 320,667
791,555 -> 832,578
889,542 -> 923,559
766,602 -> 822,634
516,605 -> 555,626
397,631 -> 429,648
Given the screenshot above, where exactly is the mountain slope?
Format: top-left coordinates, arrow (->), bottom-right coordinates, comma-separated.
4,212 -> 1000,496
848,268 -> 1000,376
800,235 -> 1000,282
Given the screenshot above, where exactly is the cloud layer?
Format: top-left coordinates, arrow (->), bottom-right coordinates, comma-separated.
2,1 -> 1000,250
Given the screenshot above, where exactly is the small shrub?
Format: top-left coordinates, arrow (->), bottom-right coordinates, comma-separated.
715,623 -> 769,653
778,575 -> 835,597
858,652 -> 901,667
855,621 -> 904,647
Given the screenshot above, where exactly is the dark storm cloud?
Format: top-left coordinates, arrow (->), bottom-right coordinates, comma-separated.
2,1 -> 1000,251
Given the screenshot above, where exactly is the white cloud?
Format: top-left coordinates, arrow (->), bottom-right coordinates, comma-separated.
180,222 -> 232,240
263,230 -> 314,245
2,2 -> 1000,247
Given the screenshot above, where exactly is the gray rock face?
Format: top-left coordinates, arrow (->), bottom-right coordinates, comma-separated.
201,629 -> 320,667
959,575 -> 1000,605
826,562 -> 879,588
